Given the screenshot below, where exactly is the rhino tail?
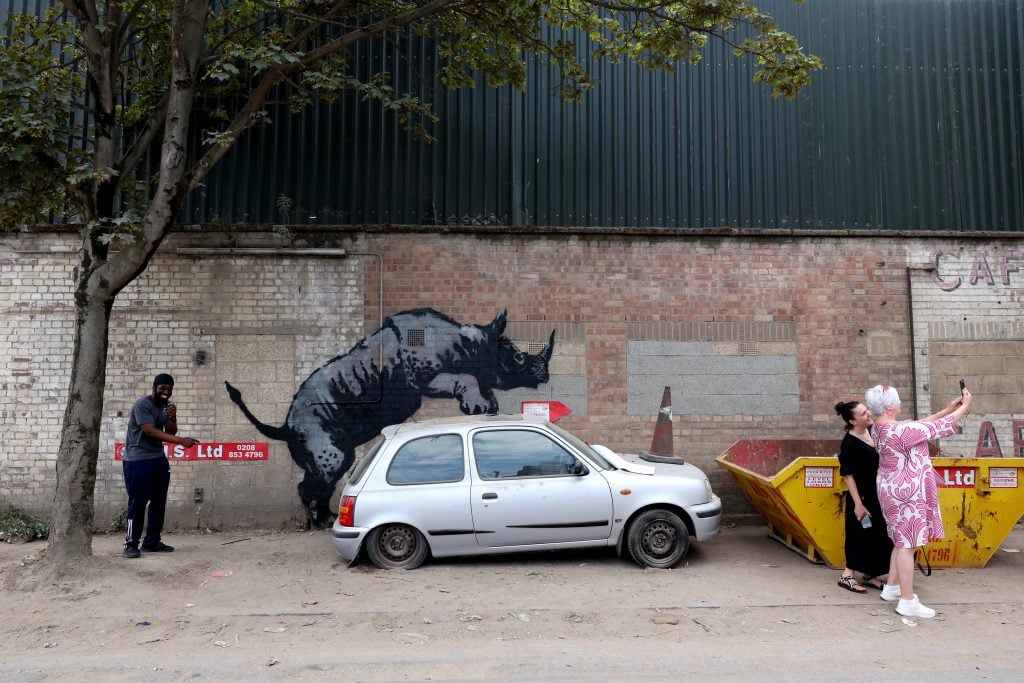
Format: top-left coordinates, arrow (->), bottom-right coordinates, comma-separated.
223,381 -> 294,442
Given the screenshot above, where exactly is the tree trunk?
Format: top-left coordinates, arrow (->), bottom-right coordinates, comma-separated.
44,0 -> 212,569
47,271 -> 114,566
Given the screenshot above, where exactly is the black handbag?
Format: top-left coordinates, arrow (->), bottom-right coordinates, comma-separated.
915,548 -> 932,577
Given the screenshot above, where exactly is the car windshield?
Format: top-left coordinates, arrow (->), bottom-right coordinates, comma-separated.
347,434 -> 386,485
545,422 -> 614,470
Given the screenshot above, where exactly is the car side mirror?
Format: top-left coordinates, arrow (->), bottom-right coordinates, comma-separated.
570,461 -> 589,476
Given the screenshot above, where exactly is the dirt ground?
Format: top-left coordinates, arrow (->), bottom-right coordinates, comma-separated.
1,523 -> 1023,682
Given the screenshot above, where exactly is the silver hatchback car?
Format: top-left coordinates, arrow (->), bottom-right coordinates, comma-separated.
331,415 -> 722,569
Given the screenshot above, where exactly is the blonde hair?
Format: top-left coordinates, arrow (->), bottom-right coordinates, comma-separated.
865,384 -> 900,416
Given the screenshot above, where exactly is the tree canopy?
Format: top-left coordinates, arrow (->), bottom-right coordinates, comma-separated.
0,0 -> 819,567
2,0 -> 821,232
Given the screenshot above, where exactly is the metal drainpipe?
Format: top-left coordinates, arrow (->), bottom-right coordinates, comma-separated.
906,267 -> 919,420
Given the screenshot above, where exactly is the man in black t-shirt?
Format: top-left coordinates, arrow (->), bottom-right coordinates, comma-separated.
122,373 -> 199,559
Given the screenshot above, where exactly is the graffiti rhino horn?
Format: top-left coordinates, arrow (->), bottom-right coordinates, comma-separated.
540,330 -> 555,361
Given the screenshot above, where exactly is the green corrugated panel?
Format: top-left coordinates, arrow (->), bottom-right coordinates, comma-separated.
3,1 -> 1022,231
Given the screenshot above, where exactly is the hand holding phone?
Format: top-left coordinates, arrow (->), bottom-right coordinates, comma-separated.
959,379 -> 967,396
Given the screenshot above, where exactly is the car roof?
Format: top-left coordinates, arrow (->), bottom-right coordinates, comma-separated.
381,414 -> 549,439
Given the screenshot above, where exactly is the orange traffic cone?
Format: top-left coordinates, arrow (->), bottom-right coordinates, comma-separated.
640,387 -> 684,464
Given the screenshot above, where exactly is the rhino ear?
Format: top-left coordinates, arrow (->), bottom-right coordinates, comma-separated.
485,308 -> 508,336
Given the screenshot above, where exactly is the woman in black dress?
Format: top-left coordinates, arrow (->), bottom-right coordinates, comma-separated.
835,400 -> 893,593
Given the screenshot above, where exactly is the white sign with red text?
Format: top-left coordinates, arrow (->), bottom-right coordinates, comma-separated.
989,467 -> 1019,489
521,400 -> 572,422
804,466 -> 834,488
114,442 -> 269,461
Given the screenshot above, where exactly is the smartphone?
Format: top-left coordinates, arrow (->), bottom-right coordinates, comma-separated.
959,379 -> 966,396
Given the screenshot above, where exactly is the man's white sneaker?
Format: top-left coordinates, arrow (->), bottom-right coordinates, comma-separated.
880,584 -> 901,602
896,596 -> 936,619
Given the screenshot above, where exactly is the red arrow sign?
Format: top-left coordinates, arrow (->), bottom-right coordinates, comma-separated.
521,400 -> 573,422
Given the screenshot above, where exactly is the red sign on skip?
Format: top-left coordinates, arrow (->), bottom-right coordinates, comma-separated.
114,442 -> 269,461
935,466 -> 976,488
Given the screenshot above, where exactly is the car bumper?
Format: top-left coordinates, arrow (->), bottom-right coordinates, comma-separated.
331,523 -> 368,561
687,495 -> 722,541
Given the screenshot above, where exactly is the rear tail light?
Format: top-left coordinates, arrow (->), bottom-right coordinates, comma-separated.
338,495 -> 356,527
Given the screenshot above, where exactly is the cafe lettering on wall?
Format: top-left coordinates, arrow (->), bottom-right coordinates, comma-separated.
114,442 -> 269,461
931,250 -> 1024,291
970,420 -> 1024,458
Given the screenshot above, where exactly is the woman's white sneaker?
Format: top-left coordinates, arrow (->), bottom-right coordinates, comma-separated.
880,584 -> 901,602
896,595 -> 936,619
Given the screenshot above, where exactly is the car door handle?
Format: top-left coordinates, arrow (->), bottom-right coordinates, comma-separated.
481,492 -> 498,500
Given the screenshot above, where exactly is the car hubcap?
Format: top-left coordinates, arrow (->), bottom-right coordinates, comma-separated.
642,520 -> 676,558
380,526 -> 414,562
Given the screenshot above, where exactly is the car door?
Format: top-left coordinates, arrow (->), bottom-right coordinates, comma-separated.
469,427 -> 613,548
374,433 -> 477,555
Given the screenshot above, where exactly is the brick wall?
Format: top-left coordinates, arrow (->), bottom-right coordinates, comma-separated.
908,246 -> 1024,458
1,230 -> 364,529
2,228 -> 1022,528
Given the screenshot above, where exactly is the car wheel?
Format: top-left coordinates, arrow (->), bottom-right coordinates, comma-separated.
626,509 -> 690,569
365,523 -> 429,570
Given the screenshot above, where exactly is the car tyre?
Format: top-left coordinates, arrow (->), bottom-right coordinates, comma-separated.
626,509 -> 690,569
365,523 -> 429,570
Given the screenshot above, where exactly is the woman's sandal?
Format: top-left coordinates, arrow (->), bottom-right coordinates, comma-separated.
860,577 -> 884,590
837,575 -> 867,593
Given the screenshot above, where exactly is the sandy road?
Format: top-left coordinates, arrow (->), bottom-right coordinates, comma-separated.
1,524 -> 1022,681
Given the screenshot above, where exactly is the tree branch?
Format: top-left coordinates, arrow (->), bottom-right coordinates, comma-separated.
115,90 -> 170,182
103,0 -> 211,294
118,0 -> 155,41
283,0 -> 351,52
186,0 -> 466,192
293,0 -> 465,70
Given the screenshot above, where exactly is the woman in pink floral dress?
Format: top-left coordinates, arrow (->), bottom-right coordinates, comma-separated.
865,384 -> 972,619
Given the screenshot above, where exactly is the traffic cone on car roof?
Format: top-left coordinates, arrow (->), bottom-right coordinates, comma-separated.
639,386 -> 685,464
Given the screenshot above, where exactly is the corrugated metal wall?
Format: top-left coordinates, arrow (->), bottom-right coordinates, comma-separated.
5,0 -> 1023,230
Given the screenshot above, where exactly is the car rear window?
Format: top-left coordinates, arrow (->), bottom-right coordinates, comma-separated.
386,434 -> 465,485
347,435 -> 385,486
